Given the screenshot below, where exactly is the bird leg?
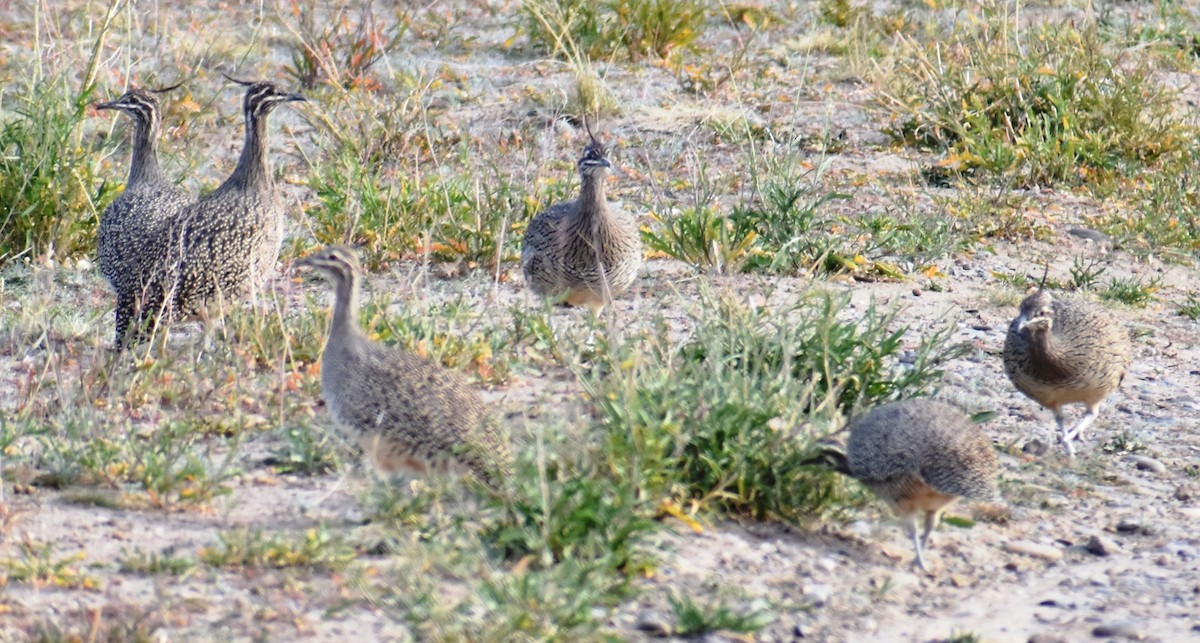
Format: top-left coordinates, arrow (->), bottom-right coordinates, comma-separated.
1063,404 -> 1099,443
1054,410 -> 1076,459
906,514 -> 928,571
920,509 -> 941,553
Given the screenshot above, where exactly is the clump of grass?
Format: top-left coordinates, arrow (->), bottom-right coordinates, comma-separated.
199,526 -> 356,571
645,148 -> 959,277
523,0 -> 705,61
935,186 -> 1052,243
669,592 -> 771,637
281,1 -> 409,91
879,8 -> 1190,188
1178,292 -> 1200,320
119,550 -> 197,576
1096,163 -> 1200,261
1,537 -> 97,589
590,288 -> 965,521
0,77 -> 117,262
1099,276 -> 1160,308
306,141 -> 527,271
1101,428 -> 1146,455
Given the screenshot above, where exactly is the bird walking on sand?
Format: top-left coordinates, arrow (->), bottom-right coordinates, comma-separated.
1003,288 -> 1133,458
809,399 -> 999,570
296,245 -> 512,489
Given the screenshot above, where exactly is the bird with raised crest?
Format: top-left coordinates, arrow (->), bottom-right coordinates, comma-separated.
94,83 -> 191,347
115,74 -> 304,346
521,120 -> 641,313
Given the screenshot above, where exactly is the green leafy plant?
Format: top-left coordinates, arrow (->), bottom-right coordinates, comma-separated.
669,592 -> 771,636
523,0 -> 705,61
879,9 -> 1190,188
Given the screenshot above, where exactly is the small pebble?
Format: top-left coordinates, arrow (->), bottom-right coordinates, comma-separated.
803,583 -> 832,607
1086,534 -> 1120,557
1116,519 -> 1141,533
1176,483 -> 1199,501
1004,540 -> 1063,562
635,609 -> 673,638
1029,635 -> 1068,643
1091,621 -> 1148,640
1123,455 -> 1165,474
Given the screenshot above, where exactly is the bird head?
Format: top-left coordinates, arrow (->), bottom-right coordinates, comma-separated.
223,73 -> 306,117
95,83 -> 182,128
578,116 -> 611,178
1015,288 -> 1055,334
294,245 -> 361,286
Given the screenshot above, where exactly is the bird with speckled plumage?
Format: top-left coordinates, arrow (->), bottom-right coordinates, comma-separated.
94,84 -> 192,347
811,399 -> 998,570
113,75 -> 304,347
521,122 -> 640,313
296,245 -> 512,489
1003,288 -> 1133,458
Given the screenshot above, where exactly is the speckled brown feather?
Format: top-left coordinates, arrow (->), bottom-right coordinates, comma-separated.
300,246 -> 512,488
1003,290 -> 1131,411
839,398 -> 998,569
112,80 -> 302,346
95,87 -> 192,346
846,399 -> 998,508
521,135 -> 640,312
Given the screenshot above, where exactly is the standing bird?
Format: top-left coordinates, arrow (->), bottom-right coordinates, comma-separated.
94,84 -> 192,347
296,245 -> 512,489
119,76 -> 304,346
810,399 -> 998,570
1003,288 -> 1133,458
520,122 -> 641,313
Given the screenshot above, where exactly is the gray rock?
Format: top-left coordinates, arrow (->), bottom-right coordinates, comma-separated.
1029,635 -> 1069,643
1067,227 -> 1109,243
1176,483 -> 1199,501
1004,540 -> 1063,562
1123,455 -> 1166,474
1086,534 -> 1120,556
803,583 -> 832,607
1091,620 -> 1148,639
1023,439 -> 1050,456
635,609 -> 673,638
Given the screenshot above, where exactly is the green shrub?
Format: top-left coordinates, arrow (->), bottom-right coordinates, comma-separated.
589,288 -> 965,520
880,10 -> 1189,188
0,78 -> 115,262
523,0 -> 706,61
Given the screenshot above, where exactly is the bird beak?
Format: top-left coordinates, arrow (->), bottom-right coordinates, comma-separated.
283,93 -> 307,103
294,255 -> 317,269
94,100 -> 119,111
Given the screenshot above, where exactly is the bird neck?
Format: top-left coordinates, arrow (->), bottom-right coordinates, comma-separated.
225,110 -> 273,191
329,274 -> 363,345
577,172 -> 608,226
1027,326 -> 1073,380
127,118 -> 165,186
